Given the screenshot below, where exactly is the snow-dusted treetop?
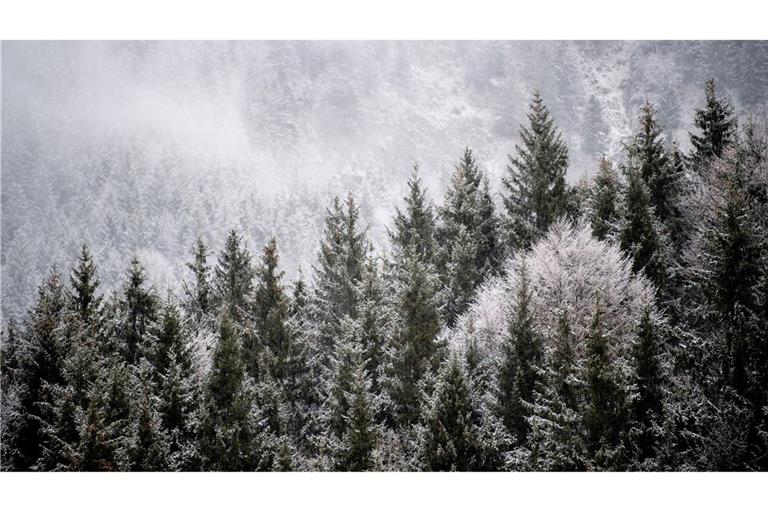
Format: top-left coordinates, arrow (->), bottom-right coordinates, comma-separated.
447,221 -> 657,369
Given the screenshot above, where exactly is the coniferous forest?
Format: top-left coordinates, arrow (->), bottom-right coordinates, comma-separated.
2,75 -> 768,472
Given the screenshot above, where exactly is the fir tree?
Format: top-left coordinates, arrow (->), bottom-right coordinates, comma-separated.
385,243 -> 442,426
631,308 -> 665,464
119,257 -> 159,364
420,355 -> 504,471
589,158 -> 621,241
355,255 -> 390,395
212,230 -> 254,322
618,166 -> 668,292
198,316 -> 257,470
69,244 -> 102,323
496,261 -> 542,445
184,238 -> 212,324
626,103 -> 680,225
528,311 -> 587,471
129,359 -> 170,471
312,194 -> 368,355
689,79 -> 738,166
582,95 -> 609,156
390,163 -> 437,265
437,148 -> 500,324
584,295 -> 628,468
503,92 -> 569,250
250,237 -> 291,380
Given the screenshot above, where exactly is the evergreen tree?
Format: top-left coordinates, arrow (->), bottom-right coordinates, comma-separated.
626,102 -> 681,227
420,355 -> 504,471
69,244 -> 102,323
128,359 -> 170,471
496,261 -> 542,445
584,295 -> 628,468
437,148 -> 500,324
198,316 -> 257,470
212,230 -> 254,321
158,347 -> 200,470
503,92 -> 569,250
390,164 -> 437,264
589,158 -> 621,241
631,308 -> 665,465
689,79 -> 738,166
119,257 -> 159,364
250,237 -> 291,380
312,194 -> 368,355
355,255 -> 391,395
528,311 -> 587,470
184,238 -> 212,325
384,243 -> 442,426
618,166 -> 668,292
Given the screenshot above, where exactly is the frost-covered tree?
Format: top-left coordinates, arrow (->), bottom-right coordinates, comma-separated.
589,158 -> 621,241
312,194 -> 368,356
420,355 -> 505,471
618,166 -> 669,292
183,238 -> 212,325
198,316 -> 257,470
384,243 -> 442,426
128,359 -> 170,471
212,230 -> 254,322
437,148 -> 500,324
119,257 -> 159,364
496,260 -> 542,445
69,244 -> 102,324
689,79 -> 738,166
390,164 -> 437,265
250,237 -> 291,380
502,92 -> 569,250
528,311 -> 587,471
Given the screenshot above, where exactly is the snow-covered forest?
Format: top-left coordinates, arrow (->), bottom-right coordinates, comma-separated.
2,41 -> 768,471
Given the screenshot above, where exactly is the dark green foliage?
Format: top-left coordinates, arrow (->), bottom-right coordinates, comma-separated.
584,296 -> 629,468
119,257 -> 159,364
618,166 -> 668,291
437,148 -> 500,324
198,316 -> 257,470
503,92 -> 569,250
390,164 -> 437,265
420,355 -> 505,471
69,244 -> 102,323
496,261 -> 542,445
250,237 -> 291,380
212,229 -> 254,321
589,158 -> 620,241
184,238 -> 212,324
689,79 -> 738,166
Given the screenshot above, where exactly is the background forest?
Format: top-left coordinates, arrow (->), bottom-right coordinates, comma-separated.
2,42 -> 768,471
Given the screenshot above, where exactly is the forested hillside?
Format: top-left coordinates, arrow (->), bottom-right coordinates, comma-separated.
3,41 -> 768,322
2,77 -> 767,470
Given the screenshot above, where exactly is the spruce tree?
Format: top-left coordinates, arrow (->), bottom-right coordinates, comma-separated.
184,238 -> 212,325
496,261 -> 542,445
582,95 -> 609,156
385,243 -> 442,426
584,295 -> 628,468
128,359 -> 170,471
618,166 -> 668,292
528,311 -> 587,471
626,102 -> 681,227
631,308 -> 665,464
689,79 -> 738,166
119,257 -> 159,364
437,148 -> 500,324
355,255 -> 391,395
420,355 -> 504,471
69,244 -> 102,323
390,164 -> 437,265
212,230 -> 254,321
250,237 -> 291,380
503,92 -> 569,250
589,157 -> 620,241
312,194 -> 368,355
198,316 -> 257,470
